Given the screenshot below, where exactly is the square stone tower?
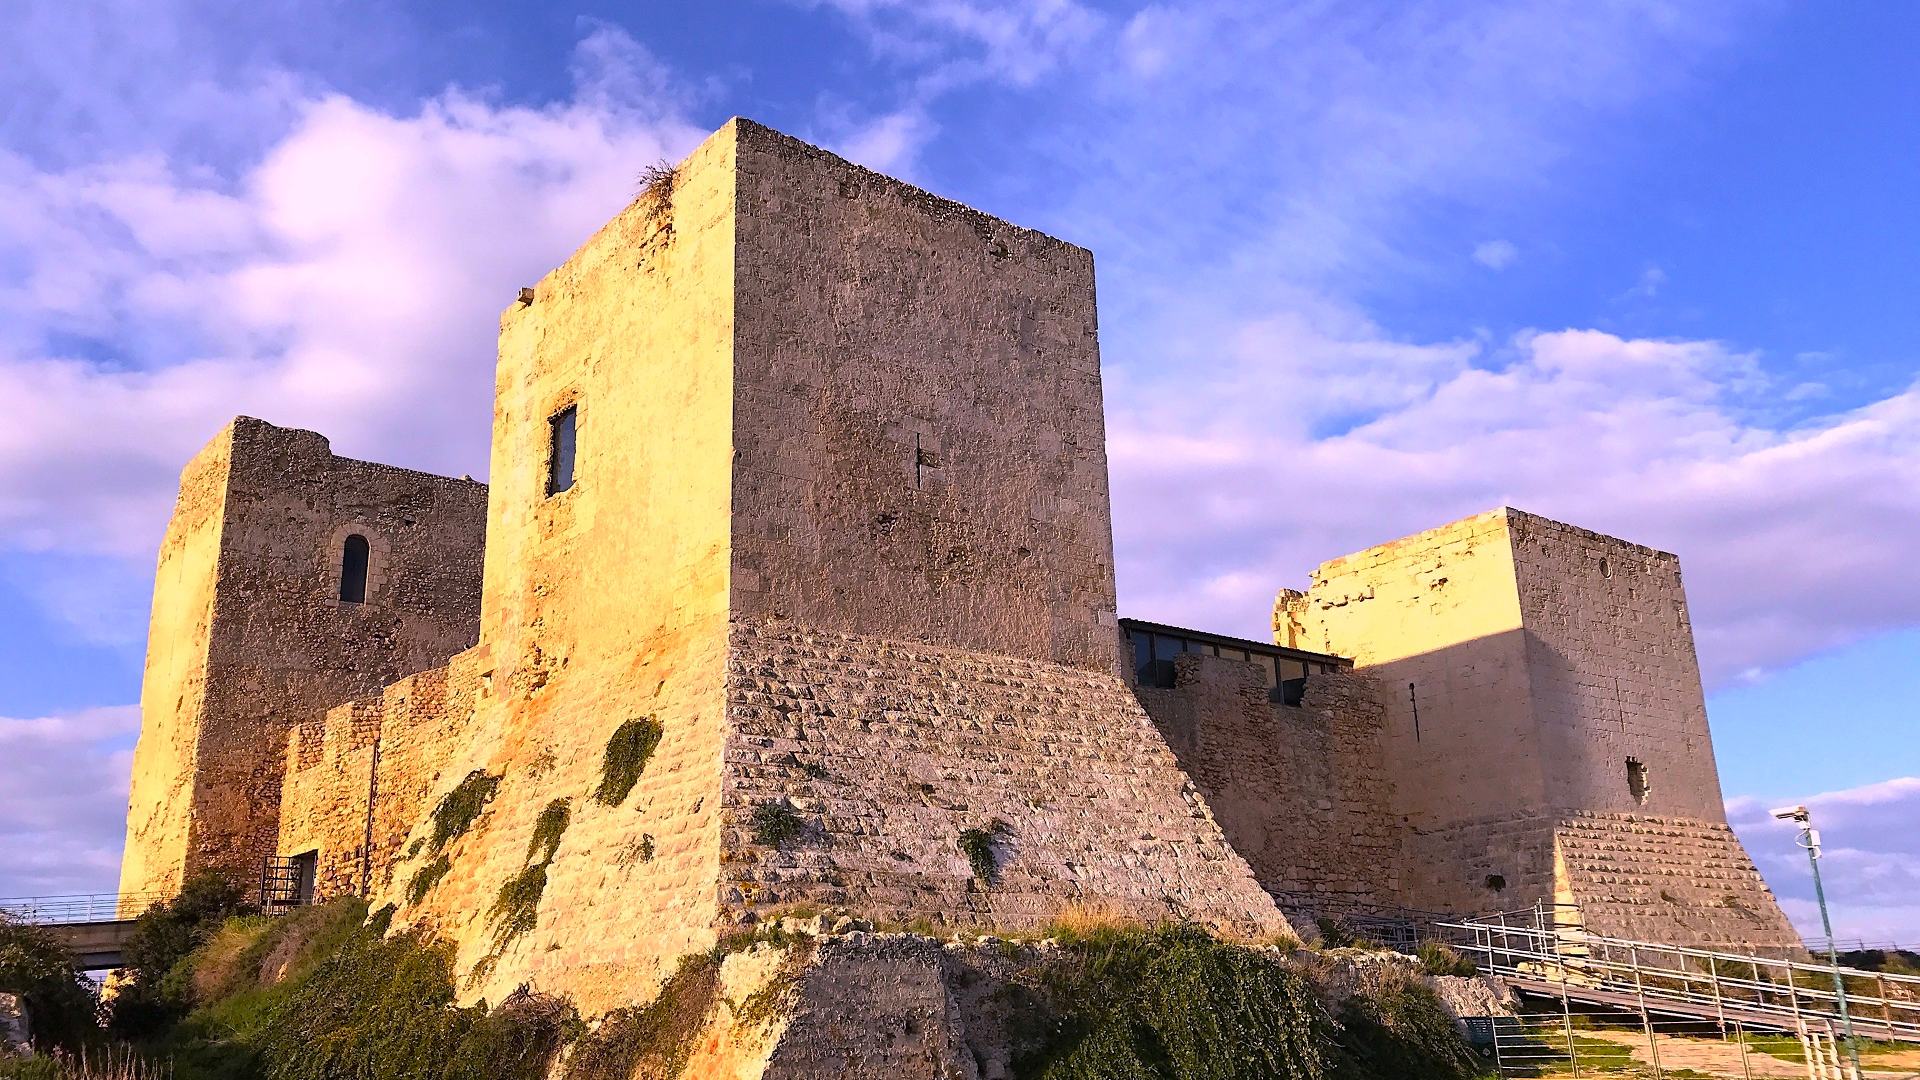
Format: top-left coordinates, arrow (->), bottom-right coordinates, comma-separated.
1278,508 -> 1800,951
119,419 -> 486,903
375,119 -> 1285,1010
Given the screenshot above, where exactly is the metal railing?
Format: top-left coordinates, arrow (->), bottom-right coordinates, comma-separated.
0,891 -> 170,925
1441,903 -> 1920,1044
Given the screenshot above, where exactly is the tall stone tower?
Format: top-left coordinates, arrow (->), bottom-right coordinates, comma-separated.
1277,508 -> 1800,951
119,419 -> 486,902
372,119 -> 1285,1010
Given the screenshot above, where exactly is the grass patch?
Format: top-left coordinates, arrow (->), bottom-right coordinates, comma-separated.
958,819 -> 1010,884
429,770 -> 500,853
148,898 -> 578,1080
749,800 -> 803,848
1417,940 -> 1478,978
407,854 -> 453,906
563,953 -> 719,1080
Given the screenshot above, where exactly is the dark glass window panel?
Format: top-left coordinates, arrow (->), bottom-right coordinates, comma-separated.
339,534 -> 370,603
547,405 -> 577,495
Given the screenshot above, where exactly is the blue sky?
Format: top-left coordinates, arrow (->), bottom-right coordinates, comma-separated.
1,0 -> 1915,941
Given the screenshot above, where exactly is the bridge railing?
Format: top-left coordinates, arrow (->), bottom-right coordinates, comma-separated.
1439,906 -> 1920,1043
0,891 -> 172,925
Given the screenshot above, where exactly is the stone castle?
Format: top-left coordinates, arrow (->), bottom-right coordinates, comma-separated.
118,118 -> 1800,1013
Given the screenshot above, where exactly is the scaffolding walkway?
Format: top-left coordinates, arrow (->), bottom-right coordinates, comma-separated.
1441,905 -> 1920,1079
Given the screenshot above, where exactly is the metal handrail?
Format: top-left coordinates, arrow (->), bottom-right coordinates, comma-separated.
0,891 -> 171,925
1441,911 -> 1920,1043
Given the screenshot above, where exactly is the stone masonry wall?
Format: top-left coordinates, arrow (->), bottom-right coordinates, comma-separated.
275,649 -> 487,903
1282,507 -> 1799,949
120,432 -> 234,905
1507,511 -> 1727,821
728,119 -> 1121,675
718,619 -> 1290,938
122,418 -> 487,899
1133,654 -> 1402,921
395,120 -> 741,1015
1554,812 -> 1802,953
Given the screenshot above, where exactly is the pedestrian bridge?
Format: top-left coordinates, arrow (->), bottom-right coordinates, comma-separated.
0,892 -> 168,970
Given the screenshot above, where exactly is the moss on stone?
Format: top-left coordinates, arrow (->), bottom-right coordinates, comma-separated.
594,718 -> 663,806
563,952 -> 719,1080
429,770 -> 501,853
407,854 -> 453,907
489,863 -> 550,951
528,798 -> 572,864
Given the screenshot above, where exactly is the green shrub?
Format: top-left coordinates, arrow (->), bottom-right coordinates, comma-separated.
156,898 -> 577,1080
0,916 -> 100,1052
749,800 -> 804,848
1008,925 -> 1483,1080
429,771 -> 501,853
406,855 -> 453,907
1416,941 -> 1477,978
958,820 -> 1010,884
1015,924 -> 1332,1080
1328,964 -> 1483,1080
563,952 -> 719,1080
528,799 -> 572,864
110,872 -> 254,1037
594,719 -> 663,806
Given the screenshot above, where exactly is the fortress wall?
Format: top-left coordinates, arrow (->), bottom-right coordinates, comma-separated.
718,619 -> 1290,938
375,629 -> 734,1016
121,418 -> 487,897
277,698 -> 382,900
1133,655 -> 1402,920
727,120 -> 1121,675
1506,512 -> 1726,821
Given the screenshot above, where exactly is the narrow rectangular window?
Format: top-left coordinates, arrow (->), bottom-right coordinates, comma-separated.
547,406 -> 577,495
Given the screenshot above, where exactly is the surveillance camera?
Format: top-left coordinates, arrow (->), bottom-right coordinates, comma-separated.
1771,805 -> 1809,822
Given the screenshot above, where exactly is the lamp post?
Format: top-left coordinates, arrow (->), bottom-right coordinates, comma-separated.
1772,804 -> 1863,1080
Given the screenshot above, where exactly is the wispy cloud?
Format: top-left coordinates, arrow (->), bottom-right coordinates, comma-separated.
1474,239 -> 1519,270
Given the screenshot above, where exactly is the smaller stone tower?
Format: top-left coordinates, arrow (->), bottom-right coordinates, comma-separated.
120,418 -> 486,902
1278,508 -> 1800,951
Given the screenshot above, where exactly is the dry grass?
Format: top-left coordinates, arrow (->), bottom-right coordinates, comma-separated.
1042,903 -> 1148,945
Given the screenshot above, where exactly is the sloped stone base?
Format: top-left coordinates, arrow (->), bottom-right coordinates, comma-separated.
720,619 -> 1292,939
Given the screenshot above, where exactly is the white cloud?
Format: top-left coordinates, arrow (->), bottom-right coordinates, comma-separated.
1108,320 -> 1920,687
0,705 -> 138,897
1473,239 -> 1519,270
0,29 -> 705,562
1729,778 -> 1920,945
